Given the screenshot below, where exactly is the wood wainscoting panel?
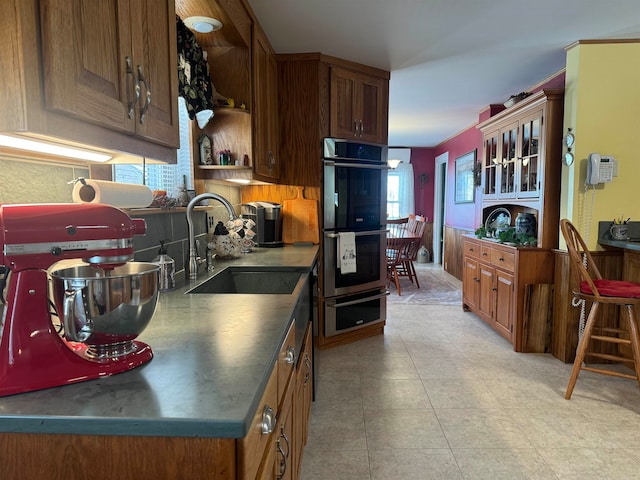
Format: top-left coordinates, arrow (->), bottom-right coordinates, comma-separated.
443,225 -> 474,280
420,222 -> 434,261
552,249 -> 623,363
523,283 -> 553,353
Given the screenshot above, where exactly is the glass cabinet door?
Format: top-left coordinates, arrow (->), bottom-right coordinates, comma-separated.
483,130 -> 499,198
518,111 -> 542,198
499,124 -> 517,198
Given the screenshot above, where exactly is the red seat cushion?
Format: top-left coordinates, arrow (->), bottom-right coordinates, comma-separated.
580,279 -> 640,298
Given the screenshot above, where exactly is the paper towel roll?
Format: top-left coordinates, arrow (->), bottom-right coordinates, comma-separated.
72,180 -> 153,208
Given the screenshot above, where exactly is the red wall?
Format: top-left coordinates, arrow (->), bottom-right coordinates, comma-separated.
409,71 -> 566,231
410,148 -> 436,220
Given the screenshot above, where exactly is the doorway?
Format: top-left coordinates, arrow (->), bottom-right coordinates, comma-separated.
432,152 -> 448,265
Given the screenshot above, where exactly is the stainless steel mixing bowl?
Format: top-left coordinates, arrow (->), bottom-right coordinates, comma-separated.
50,262 -> 159,359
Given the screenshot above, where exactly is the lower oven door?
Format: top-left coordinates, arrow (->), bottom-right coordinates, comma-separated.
323,228 -> 386,297
324,289 -> 387,337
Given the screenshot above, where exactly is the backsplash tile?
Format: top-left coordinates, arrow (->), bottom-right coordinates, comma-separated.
0,156 -> 242,276
0,157 -> 89,203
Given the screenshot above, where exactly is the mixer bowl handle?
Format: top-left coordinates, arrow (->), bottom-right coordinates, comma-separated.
63,288 -> 93,343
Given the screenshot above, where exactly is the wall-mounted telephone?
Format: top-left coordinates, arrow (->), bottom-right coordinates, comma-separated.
587,153 -> 617,185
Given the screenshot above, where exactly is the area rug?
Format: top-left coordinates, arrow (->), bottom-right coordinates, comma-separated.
387,263 -> 462,305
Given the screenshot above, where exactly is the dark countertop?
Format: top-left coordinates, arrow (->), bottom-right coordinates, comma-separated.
598,238 -> 640,252
0,245 -> 318,439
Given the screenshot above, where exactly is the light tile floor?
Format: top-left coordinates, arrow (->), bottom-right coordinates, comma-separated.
300,271 -> 640,479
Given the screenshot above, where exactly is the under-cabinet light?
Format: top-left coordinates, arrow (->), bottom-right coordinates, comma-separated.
0,135 -> 112,162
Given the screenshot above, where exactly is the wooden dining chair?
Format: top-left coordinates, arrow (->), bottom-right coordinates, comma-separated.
386,234 -> 406,295
560,218 -> 640,399
399,218 -> 426,287
386,219 -> 409,295
406,215 -> 426,235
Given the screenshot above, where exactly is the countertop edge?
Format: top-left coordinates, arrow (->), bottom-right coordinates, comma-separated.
599,238 -> 640,252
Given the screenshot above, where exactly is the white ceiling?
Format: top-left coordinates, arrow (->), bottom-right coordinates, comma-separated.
247,0 -> 640,147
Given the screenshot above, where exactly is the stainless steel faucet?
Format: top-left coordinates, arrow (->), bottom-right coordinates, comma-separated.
186,193 -> 238,279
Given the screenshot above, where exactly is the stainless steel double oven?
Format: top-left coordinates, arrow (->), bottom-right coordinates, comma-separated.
322,138 -> 388,337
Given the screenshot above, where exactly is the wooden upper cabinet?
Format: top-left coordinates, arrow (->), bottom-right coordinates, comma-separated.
130,0 -> 179,147
39,0 -> 179,149
330,66 -> 387,144
252,24 -> 280,182
39,0 -> 133,134
276,54 -> 389,187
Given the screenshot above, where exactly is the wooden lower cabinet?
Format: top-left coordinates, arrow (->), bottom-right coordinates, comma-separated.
494,270 -> 515,340
238,360 -> 279,479
463,236 -> 554,352
478,262 -> 497,324
294,322 -> 313,477
255,321 -> 313,480
273,373 -> 294,480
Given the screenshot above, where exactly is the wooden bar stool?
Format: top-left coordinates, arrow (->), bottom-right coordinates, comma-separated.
560,219 -> 640,399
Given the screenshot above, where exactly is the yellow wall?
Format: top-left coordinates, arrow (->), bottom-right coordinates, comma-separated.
562,40 -> 640,249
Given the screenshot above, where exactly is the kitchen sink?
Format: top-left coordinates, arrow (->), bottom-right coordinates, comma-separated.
186,267 -> 306,295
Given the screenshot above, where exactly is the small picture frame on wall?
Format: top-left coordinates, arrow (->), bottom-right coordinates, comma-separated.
455,150 -> 476,204
198,134 -> 214,165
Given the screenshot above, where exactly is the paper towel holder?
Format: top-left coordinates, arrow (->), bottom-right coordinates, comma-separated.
70,177 -> 98,202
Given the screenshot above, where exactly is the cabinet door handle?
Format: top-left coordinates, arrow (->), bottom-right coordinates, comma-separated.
260,405 -> 276,435
137,65 -> 151,124
353,120 -> 358,137
276,424 -> 290,479
125,57 -> 139,119
267,151 -> 276,171
284,345 -> 295,364
278,424 -> 290,457
359,120 -> 363,136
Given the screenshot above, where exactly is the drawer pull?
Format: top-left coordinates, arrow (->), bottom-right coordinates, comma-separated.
482,252 -> 488,256
261,405 -> 276,435
498,257 -> 505,262
284,345 -> 296,364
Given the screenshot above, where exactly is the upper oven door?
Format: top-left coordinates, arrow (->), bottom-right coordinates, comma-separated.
323,160 -> 388,231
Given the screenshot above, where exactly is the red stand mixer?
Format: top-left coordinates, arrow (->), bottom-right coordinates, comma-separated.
0,203 -> 159,397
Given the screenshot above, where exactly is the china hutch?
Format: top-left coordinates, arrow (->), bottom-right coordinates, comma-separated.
463,89 -> 564,352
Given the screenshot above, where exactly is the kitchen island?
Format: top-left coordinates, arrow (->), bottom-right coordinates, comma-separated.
0,245 -> 318,479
